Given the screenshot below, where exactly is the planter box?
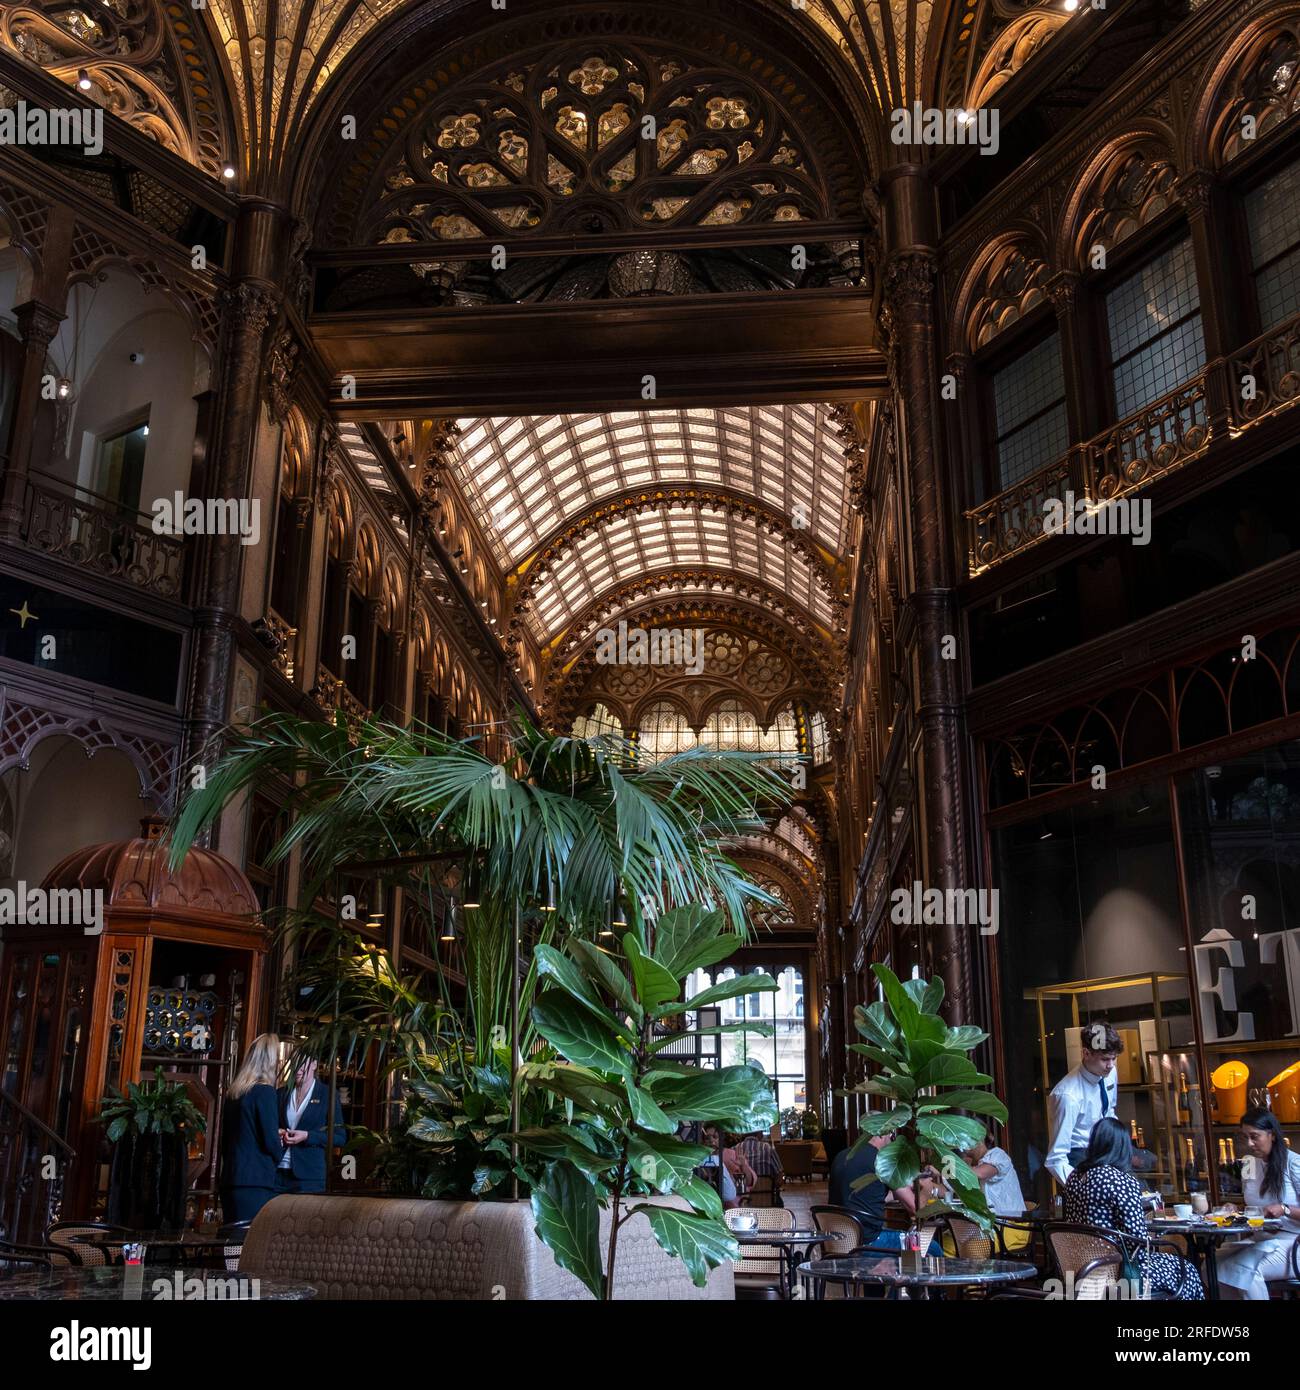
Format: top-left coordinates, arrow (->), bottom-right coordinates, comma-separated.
240,1192 -> 734,1301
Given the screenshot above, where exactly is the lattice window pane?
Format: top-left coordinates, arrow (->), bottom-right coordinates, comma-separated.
1105,238 -> 1205,417
1247,159 -> 1300,332
991,331 -> 1069,491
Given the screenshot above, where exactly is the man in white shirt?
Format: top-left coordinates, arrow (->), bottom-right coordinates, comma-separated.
1045,1022 -> 1122,1187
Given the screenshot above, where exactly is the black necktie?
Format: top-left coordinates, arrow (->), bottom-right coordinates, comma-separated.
1098,1077 -> 1109,1116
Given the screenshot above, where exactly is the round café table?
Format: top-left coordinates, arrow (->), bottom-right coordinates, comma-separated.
1146,1216 -> 1284,1300
731,1228 -> 827,1300
798,1252 -> 1037,1300
0,1265 -> 316,1300
70,1231 -> 238,1269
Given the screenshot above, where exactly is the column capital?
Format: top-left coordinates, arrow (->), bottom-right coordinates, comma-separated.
1174,169 -> 1218,215
1046,270 -> 1082,314
13,300 -> 64,349
222,281 -> 279,339
882,249 -> 939,314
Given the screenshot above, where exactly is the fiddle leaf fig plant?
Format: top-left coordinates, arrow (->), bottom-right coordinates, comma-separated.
845,964 -> 1007,1238
514,905 -> 779,1299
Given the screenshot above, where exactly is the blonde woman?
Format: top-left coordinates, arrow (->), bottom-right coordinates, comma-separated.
220,1033 -> 286,1222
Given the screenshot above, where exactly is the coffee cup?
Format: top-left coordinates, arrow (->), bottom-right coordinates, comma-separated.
1190,1193 -> 1209,1215
1173,1203 -> 1193,1219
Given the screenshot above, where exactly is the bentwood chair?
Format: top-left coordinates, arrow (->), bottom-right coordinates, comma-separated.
733,1206 -> 795,1299
45,1219 -> 131,1268
216,1220 -> 252,1272
1043,1221 -> 1197,1302
0,1241 -> 58,1275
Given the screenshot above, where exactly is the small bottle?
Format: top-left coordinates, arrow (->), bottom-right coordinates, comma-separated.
1130,1118 -> 1139,1143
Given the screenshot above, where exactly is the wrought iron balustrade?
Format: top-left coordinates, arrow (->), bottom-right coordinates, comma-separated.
1086,378 -> 1209,497
0,1087 -> 73,1245
966,375 -> 1211,575
22,471 -> 185,599
311,663 -> 371,740
1230,310 -> 1300,427
965,453 -> 1074,574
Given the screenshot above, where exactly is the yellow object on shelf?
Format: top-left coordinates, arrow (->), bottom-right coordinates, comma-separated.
1210,1060 -> 1249,1125
1268,1061 -> 1300,1124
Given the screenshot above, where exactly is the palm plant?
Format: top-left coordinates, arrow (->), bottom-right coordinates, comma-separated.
169,710 -> 792,929
166,710 -> 794,1240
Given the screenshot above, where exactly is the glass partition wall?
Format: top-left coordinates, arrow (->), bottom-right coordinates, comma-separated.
987,739 -> 1300,1208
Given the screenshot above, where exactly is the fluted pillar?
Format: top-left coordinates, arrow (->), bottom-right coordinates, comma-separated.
879,167 -> 974,1023
186,200 -> 288,768
0,302 -> 64,539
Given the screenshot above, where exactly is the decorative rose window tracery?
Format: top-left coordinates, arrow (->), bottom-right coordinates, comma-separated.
1219,29 -> 1300,164
365,40 -> 828,245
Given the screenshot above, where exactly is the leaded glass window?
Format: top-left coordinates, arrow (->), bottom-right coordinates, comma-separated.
1246,159 -> 1300,331
991,331 -> 1069,491
1105,237 -> 1206,418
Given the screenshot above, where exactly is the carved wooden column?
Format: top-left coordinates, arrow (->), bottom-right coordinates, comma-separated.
880,166 -> 974,1023
0,301 -> 64,538
1176,170 -> 1234,438
187,200 -> 288,767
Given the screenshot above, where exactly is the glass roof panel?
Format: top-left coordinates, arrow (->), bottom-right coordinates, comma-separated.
445,405 -> 850,642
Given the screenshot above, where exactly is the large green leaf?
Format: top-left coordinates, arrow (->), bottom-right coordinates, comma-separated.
510,1126 -> 617,1180
662,972 -> 777,1017
853,1001 -> 901,1054
626,1133 -> 710,1192
944,1025 -> 990,1051
532,991 -> 633,1078
928,1089 -> 1008,1124
917,1053 -> 992,1088
675,1174 -> 724,1221
874,1135 -> 921,1191
848,1042 -> 898,1067
632,1205 -> 738,1287
652,905 -> 737,980
921,976 -> 945,1015
650,1021 -> 773,1054
534,945 -> 633,1040
625,935 -> 682,1013
857,1106 -> 909,1136
624,1080 -> 676,1134
872,963 -> 921,1037
647,1064 -> 777,1131
519,1061 -> 625,1117
916,1113 -> 986,1152
567,938 -> 642,1023
531,1161 -> 605,1298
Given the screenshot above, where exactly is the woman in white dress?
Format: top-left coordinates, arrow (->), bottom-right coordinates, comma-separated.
1218,1107 -> 1300,1300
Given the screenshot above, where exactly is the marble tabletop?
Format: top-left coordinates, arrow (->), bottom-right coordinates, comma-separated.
798,1253 -> 1037,1287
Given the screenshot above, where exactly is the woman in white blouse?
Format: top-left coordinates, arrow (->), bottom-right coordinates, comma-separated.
1218,1107 -> 1300,1300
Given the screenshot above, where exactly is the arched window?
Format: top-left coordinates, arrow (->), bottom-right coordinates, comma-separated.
809,710 -> 830,764
637,701 -> 695,756
572,702 -> 623,739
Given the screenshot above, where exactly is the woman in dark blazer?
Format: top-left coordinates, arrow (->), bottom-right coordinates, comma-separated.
220,1033 -> 286,1223
276,1056 -> 347,1194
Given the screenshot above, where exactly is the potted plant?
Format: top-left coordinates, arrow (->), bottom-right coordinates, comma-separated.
169,711 -> 792,1297
513,904 -> 779,1298
98,1067 -> 207,1231
843,964 -> 1006,1270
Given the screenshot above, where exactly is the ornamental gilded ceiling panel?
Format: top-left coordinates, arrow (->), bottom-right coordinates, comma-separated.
1,0 -> 233,176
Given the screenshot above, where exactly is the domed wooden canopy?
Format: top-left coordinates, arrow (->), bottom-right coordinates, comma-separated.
40,819 -> 259,926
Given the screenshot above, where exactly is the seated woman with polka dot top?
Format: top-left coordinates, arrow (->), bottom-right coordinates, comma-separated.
1063,1116 -> 1204,1300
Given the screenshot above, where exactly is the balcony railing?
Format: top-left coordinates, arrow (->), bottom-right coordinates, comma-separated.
966,376 -> 1210,575
966,304 -> 1300,576
312,663 -> 370,740
22,471 -> 184,599
1231,313 -> 1300,427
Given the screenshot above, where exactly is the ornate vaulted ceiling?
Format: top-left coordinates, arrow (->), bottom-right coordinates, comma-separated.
2,1 -> 1079,190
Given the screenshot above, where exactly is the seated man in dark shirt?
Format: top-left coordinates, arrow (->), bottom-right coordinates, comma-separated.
829,1132 -> 939,1252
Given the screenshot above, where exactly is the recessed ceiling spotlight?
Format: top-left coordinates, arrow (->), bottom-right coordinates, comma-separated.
222,164 -> 236,180
78,70 -> 92,91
